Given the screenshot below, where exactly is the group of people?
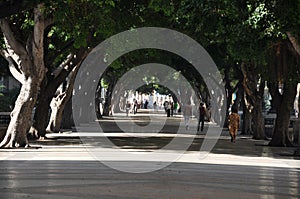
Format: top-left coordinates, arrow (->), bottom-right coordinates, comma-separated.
125,98 -> 240,143
182,102 -> 240,143
125,99 -> 138,116
163,101 -> 177,117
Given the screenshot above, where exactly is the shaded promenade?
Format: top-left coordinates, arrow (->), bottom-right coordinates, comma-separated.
0,110 -> 300,198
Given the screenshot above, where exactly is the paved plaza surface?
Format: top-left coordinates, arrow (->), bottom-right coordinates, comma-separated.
0,110 -> 300,198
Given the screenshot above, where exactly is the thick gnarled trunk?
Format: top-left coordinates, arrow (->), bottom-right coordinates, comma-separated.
47,93 -> 67,133
0,79 -> 39,147
29,79 -> 51,138
252,97 -> 265,139
47,64 -> 79,133
103,79 -> 117,116
269,83 -> 298,146
268,40 -> 299,147
241,62 -> 265,139
241,94 -> 253,135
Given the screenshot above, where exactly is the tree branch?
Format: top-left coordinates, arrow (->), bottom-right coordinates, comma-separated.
0,18 -> 27,56
0,48 -> 25,84
51,53 -> 73,78
287,32 -> 300,57
32,3 -> 46,76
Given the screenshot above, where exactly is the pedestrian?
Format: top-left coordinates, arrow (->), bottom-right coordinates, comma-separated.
166,101 -> 171,117
163,101 -> 169,113
153,101 -> 158,112
125,101 -> 131,116
228,108 -> 240,143
174,102 -> 178,114
183,103 -> 192,130
133,99 -> 138,114
144,100 -> 149,109
197,102 -> 206,132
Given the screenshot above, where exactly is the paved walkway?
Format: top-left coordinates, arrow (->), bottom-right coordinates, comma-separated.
0,110 -> 300,198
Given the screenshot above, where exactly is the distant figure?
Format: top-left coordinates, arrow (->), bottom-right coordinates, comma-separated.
166,101 -> 171,117
144,100 -> 149,109
126,101 -> 131,116
170,102 -> 174,116
163,101 -> 169,113
133,99 -> 138,114
153,101 -> 158,112
197,102 -> 206,132
174,102 -> 178,114
183,103 -> 192,130
228,108 -> 240,143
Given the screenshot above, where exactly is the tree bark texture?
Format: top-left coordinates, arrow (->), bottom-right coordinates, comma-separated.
103,78 -> 117,116
241,93 -> 253,135
269,83 -> 297,146
252,96 -> 265,139
47,64 -> 80,133
241,62 -> 265,139
0,79 -> 40,147
61,97 -> 74,129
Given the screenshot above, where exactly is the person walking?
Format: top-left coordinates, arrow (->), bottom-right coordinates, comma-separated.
166,102 -> 171,117
133,99 -> 138,114
125,101 -> 131,117
183,103 -> 192,130
228,108 -> 240,143
170,102 -> 174,116
197,102 -> 206,132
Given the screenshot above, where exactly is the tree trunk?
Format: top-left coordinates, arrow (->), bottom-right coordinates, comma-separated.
232,81 -> 243,111
241,93 -> 253,135
47,64 -> 80,133
0,79 -> 40,147
252,97 -> 265,139
286,32 -> 300,154
268,40 -> 299,146
241,62 -> 265,139
95,84 -> 103,119
103,79 -> 117,116
224,68 -> 234,127
269,83 -> 298,146
61,97 -> 74,129
29,79 -> 51,138
47,93 -> 66,133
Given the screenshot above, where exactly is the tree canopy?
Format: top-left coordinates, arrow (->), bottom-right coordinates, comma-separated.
0,0 -> 299,147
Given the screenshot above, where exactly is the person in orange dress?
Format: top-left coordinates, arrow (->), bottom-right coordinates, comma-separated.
228,108 -> 240,143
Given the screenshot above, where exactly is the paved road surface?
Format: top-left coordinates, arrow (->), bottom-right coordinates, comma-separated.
0,110 -> 299,198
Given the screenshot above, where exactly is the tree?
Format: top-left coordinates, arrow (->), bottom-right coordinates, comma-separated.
263,0 -> 300,146
29,0 -> 117,137
46,62 -> 80,132
0,3 -> 47,147
267,40 -> 300,146
0,0 -> 116,147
